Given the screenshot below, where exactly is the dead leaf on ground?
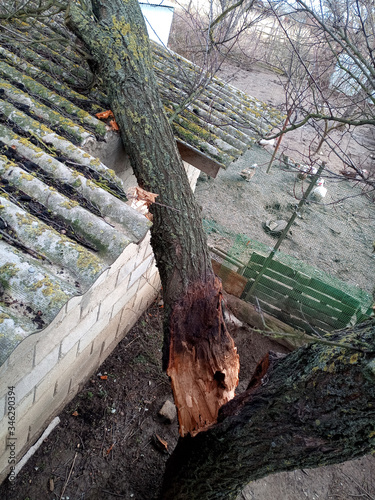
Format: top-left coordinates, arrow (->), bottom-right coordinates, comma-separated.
152,433 -> 169,454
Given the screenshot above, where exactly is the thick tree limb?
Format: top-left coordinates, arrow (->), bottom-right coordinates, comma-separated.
223,291 -> 304,349
161,319 -> 375,500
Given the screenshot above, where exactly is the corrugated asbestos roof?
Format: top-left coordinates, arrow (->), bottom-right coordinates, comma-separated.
152,43 -> 284,167
0,14 -> 153,364
0,9 -> 284,364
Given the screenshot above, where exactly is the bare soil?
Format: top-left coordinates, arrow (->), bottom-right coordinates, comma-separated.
206,63 -> 375,296
1,64 -> 374,500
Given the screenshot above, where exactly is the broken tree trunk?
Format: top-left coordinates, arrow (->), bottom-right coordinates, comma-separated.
66,0 -> 239,437
161,319 -> 375,500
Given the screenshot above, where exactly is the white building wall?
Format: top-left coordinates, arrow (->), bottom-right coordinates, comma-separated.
139,1 -> 174,46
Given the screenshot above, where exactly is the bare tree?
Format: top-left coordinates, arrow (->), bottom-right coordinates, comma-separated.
265,0 -> 375,180
176,0 -> 375,185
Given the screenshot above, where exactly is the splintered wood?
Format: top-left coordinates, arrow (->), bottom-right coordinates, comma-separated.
127,186 -> 158,220
167,277 -> 239,437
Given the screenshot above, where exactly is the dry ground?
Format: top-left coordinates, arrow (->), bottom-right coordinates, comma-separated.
0,63 -> 374,500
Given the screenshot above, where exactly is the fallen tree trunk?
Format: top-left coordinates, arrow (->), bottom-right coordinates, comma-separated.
66,0 -> 239,437
223,291 -> 305,349
161,318 -> 375,499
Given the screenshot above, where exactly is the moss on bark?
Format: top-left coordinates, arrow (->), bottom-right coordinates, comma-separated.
66,0 -> 239,437
161,319 -> 375,499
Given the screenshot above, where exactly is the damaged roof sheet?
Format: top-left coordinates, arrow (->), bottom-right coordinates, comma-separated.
152,43 -> 284,167
0,9 -> 283,363
0,15 -> 154,364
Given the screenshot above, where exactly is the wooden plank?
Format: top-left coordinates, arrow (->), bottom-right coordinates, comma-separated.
292,277 -> 358,314
243,263 -> 262,279
244,265 -> 299,289
309,277 -> 359,307
241,252 -> 361,331
286,301 -> 349,329
248,254 -> 298,279
298,286 -> 359,312
248,253 -> 359,309
246,255 -> 307,284
248,278 -> 352,326
251,276 -> 344,315
249,294 -> 334,333
246,266 -> 357,317
247,273 -> 294,297
177,140 -> 221,178
212,259 -> 247,298
268,259 -> 299,278
249,283 -> 341,328
243,278 -> 289,304
294,271 -> 312,287
223,292 -> 305,349
336,308 -> 358,326
278,310 -> 334,334
248,296 -> 318,334
249,252 -> 266,264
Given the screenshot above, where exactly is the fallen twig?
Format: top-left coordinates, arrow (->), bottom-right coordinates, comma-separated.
59,451 -> 78,500
342,471 -> 375,500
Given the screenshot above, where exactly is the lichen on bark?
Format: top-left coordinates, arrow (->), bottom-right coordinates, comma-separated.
161,319 -> 375,500
66,0 -> 239,436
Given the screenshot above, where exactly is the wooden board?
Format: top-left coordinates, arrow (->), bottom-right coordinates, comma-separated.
213,252 -> 365,334
245,253 -> 359,313
212,260 -> 247,298
177,141 -> 221,178
246,279 -> 354,323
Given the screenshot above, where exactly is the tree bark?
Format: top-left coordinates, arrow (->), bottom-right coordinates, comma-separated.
161,319 -> 375,500
66,0 -> 239,437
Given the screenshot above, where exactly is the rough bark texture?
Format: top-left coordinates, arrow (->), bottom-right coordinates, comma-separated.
66,0 -> 239,436
161,319 -> 375,500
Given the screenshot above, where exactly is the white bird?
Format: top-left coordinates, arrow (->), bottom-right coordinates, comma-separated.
357,169 -> 369,179
259,138 -> 275,147
310,178 -> 327,201
297,164 -> 309,180
240,164 -> 257,181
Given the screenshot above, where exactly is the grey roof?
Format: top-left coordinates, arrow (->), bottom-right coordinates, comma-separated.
152,43 -> 284,167
0,10 -> 284,364
0,16 -> 153,364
